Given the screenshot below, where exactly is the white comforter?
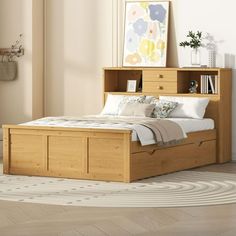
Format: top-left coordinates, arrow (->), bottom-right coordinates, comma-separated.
21,115 -> 187,146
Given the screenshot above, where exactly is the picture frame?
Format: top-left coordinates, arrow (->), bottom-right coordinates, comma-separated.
127,80 -> 137,92
123,1 -> 169,67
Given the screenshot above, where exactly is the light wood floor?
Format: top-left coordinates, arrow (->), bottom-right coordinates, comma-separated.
0,158 -> 236,236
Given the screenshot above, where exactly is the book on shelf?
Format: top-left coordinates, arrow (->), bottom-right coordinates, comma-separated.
200,75 -> 218,94
208,76 -> 215,94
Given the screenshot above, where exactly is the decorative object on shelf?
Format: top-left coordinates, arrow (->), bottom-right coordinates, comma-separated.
208,50 -> 216,67
179,31 -> 203,66
138,74 -> 143,91
189,80 -> 199,93
127,80 -> 137,92
123,1 -> 169,67
191,48 -> 201,66
203,33 -> 217,68
0,34 -> 24,81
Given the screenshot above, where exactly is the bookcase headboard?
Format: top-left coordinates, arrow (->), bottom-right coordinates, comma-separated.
103,67 -> 232,163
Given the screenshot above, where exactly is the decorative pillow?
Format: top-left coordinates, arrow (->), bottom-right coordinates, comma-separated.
118,103 -> 155,117
159,96 -> 209,119
146,97 -> 178,118
118,95 -> 146,112
101,94 -> 146,115
144,96 -> 156,104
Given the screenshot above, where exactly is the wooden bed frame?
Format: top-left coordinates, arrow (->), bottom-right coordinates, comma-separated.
2,97 -> 227,183
3,126 -> 216,182
3,68 -> 232,182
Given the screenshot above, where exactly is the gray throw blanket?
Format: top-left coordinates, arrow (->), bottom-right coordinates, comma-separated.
132,119 -> 186,146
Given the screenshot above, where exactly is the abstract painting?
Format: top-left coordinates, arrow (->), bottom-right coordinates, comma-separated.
123,1 -> 169,67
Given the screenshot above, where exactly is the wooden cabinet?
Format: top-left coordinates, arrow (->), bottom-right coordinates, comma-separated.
143,70 -> 177,82
103,67 -> 231,96
143,81 -> 177,93
143,69 -> 177,93
103,67 -> 232,163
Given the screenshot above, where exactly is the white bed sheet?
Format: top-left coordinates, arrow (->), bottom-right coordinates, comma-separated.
131,118 -> 214,142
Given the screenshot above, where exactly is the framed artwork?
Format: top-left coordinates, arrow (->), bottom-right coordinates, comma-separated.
123,1 -> 169,67
127,80 -> 137,92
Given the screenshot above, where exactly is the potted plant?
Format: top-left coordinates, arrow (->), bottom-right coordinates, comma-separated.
179,31 -> 203,66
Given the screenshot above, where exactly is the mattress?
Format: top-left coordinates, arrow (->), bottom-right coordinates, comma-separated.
166,118 -> 214,134
21,117 -> 214,144
136,118 -> 214,143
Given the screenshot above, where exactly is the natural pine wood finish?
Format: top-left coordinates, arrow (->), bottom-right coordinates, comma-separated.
3,67 -> 231,182
143,70 -> 177,81
143,81 -> 177,93
3,126 -> 130,182
3,128 -> 9,174
5,126 -> 131,181
103,67 -> 232,163
3,126 -> 216,183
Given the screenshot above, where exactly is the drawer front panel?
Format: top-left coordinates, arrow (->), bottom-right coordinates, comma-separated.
143,81 -> 177,93
143,70 -> 177,82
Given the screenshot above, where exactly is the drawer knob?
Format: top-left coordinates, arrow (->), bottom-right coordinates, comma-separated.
157,74 -> 163,78
158,86 -> 164,90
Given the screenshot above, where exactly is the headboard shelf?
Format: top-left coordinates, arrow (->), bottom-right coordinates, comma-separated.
103,67 -> 232,163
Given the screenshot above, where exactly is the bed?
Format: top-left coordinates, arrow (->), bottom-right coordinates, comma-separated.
3,93 -> 222,182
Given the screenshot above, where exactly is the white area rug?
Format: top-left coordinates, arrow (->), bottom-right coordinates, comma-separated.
1,166 -> 236,207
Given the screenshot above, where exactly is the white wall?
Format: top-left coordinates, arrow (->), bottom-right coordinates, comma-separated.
0,0 -> 33,124
45,0 -> 114,116
0,0 -> 44,124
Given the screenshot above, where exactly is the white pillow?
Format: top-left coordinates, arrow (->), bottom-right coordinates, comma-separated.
159,96 -> 209,119
101,94 -> 145,115
118,103 -> 155,117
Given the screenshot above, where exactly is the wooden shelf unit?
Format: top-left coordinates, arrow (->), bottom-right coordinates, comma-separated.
103,67 -> 229,95
103,67 -> 232,163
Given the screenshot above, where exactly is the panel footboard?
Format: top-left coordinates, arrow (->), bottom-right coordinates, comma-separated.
3,125 -> 217,183
3,125 -> 132,182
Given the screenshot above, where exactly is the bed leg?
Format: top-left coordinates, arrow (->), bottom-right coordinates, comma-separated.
123,133 -> 131,183
3,127 -> 10,174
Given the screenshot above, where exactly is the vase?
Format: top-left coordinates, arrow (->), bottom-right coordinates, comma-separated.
191,48 -> 201,66
208,50 -> 216,68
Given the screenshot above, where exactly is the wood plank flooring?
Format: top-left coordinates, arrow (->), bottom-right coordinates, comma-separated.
0,158 -> 236,236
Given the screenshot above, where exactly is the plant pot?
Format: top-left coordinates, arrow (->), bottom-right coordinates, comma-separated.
0,61 -> 17,81
191,48 -> 201,66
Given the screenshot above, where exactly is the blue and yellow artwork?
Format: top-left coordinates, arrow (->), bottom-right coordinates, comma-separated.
123,1 -> 169,67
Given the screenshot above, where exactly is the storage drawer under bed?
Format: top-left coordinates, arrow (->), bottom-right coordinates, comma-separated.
130,131 -> 216,181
